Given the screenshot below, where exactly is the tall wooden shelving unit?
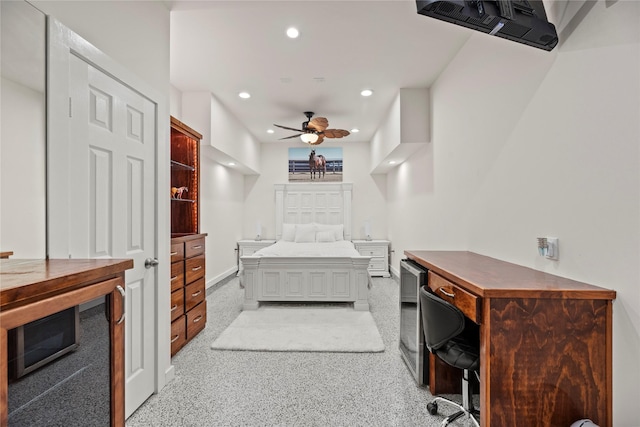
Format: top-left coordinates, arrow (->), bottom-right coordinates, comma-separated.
169,116 -> 207,356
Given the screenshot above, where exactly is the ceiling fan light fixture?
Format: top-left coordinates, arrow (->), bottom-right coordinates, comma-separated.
300,133 -> 319,144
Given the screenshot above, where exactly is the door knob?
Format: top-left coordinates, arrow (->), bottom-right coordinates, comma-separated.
145,258 -> 159,268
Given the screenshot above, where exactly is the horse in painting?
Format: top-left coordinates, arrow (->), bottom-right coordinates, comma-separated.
308,150 -> 326,179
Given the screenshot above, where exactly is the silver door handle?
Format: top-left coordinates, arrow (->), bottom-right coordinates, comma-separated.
116,285 -> 126,325
145,258 -> 159,268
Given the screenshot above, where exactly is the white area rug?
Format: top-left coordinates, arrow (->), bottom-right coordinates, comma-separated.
211,306 -> 385,352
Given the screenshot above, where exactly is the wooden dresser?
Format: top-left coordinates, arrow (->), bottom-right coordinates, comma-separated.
405,250 -> 616,427
170,116 -> 207,356
170,234 -> 207,356
0,258 -> 133,427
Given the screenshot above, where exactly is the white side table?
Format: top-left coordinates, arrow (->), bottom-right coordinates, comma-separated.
237,240 -> 276,271
352,240 -> 390,277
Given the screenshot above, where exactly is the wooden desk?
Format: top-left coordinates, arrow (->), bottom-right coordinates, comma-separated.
0,258 -> 133,427
405,251 -> 616,427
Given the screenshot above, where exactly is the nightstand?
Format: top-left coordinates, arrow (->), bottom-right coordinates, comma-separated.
237,240 -> 276,271
352,240 -> 390,277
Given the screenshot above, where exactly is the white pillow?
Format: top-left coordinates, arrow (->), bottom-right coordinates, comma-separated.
315,223 -> 344,241
316,230 -> 336,243
294,223 -> 316,243
281,223 -> 296,242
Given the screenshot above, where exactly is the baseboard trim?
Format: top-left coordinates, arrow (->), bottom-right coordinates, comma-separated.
206,267 -> 238,295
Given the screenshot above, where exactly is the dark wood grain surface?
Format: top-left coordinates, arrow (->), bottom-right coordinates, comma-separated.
405,250 -> 616,299
0,259 -> 133,310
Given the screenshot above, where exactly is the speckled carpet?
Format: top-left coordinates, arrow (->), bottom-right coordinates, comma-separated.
211,305 -> 385,352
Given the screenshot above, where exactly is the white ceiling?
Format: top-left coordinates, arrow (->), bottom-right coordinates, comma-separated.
168,0 -> 472,144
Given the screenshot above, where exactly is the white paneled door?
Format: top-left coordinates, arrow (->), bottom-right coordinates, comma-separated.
47,17 -> 167,419
66,54 -> 156,416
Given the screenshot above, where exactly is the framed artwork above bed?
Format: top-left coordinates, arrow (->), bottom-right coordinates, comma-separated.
288,147 -> 343,182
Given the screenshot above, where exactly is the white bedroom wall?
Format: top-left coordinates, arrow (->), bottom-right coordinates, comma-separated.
177,91 -> 258,286
0,77 -> 46,258
199,149 -> 245,287
242,141 -> 388,242
387,1 -> 639,424
31,1 -> 170,96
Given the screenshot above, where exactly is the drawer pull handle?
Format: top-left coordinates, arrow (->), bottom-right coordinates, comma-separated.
191,245 -> 203,249
191,290 -> 202,297
439,288 -> 455,298
171,335 -> 180,343
171,276 -> 178,281
170,251 -> 178,256
191,266 -> 202,271
193,315 -> 203,323
171,304 -> 178,312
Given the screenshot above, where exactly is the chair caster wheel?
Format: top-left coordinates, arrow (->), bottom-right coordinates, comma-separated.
427,402 -> 438,415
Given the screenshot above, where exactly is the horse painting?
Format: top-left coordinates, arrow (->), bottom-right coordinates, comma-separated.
308,150 -> 326,179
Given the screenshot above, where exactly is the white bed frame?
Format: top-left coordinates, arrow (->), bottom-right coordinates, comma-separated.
241,183 -> 371,311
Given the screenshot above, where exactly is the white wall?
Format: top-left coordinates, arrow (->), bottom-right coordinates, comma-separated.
31,1 -> 170,97
387,1 -> 639,424
0,77 -> 46,257
177,91 -> 260,286
199,149 -> 245,287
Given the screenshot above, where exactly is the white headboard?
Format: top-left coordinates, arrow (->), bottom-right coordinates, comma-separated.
275,183 -> 353,241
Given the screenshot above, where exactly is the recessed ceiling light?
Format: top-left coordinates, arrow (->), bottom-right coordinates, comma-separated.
350,128 -> 360,133
360,89 -> 373,97
286,27 -> 299,39
238,92 -> 251,99
267,129 -> 274,134
388,160 -> 396,165
228,162 -> 236,166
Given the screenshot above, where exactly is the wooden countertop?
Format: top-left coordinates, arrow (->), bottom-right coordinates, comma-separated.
0,258 -> 134,311
404,250 -> 616,300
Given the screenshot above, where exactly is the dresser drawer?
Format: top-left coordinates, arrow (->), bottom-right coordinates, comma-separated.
185,237 -> 205,258
369,258 -> 387,271
427,271 -> 481,324
170,261 -> 184,292
185,277 -> 205,312
185,254 -> 205,284
170,288 -> 184,322
358,246 -> 387,257
171,241 -> 184,262
186,300 -> 207,340
170,315 -> 186,356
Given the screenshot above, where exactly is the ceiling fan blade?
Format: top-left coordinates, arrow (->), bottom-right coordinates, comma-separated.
279,134 -> 302,140
322,129 -> 350,138
274,123 -> 305,133
308,117 -> 328,132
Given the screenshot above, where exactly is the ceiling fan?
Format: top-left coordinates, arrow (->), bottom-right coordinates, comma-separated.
273,111 -> 350,145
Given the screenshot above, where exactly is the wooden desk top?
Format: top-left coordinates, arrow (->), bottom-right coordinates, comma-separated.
0,258 -> 134,311
405,250 -> 616,300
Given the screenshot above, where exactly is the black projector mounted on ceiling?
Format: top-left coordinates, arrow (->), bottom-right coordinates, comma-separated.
416,0 -> 558,51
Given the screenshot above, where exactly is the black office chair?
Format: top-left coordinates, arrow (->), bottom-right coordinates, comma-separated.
419,286 -> 480,427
